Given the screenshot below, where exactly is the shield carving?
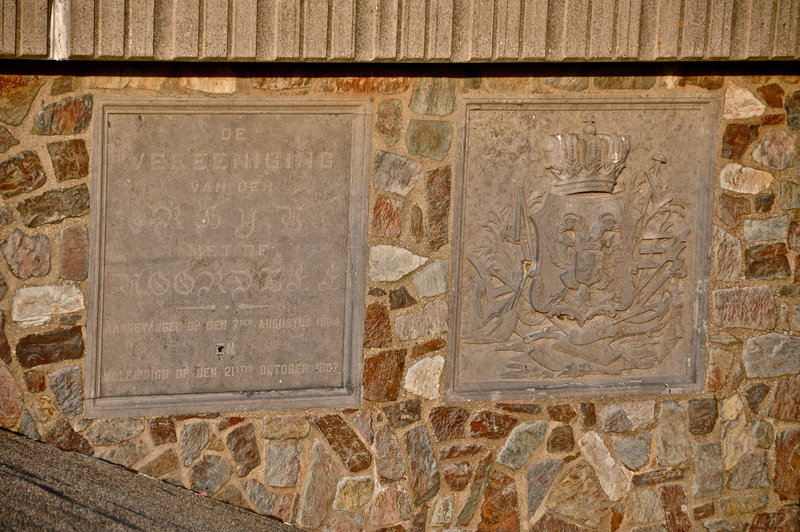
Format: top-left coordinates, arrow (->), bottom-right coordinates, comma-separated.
529,192 -> 635,326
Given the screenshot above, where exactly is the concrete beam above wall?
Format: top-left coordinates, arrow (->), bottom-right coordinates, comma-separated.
3,0 -> 800,62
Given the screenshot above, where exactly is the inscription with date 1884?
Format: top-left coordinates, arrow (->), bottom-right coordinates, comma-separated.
86,100 -> 370,417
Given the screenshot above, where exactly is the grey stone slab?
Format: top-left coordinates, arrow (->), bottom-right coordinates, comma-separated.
330,0 -> 355,59
126,0 -> 155,58
302,0 -> 328,59
231,0 -> 257,58
399,0 -> 425,59
0,1 -> 16,56
86,99 -> 370,417
201,0 -> 228,59
70,0 -> 95,57
448,96 -> 718,400
17,0 -> 47,57
97,0 -> 125,58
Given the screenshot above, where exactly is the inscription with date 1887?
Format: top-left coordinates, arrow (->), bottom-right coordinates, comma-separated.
86,100 -> 370,417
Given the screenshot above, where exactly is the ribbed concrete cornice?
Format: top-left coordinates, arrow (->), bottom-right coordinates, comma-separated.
1,0 -> 798,62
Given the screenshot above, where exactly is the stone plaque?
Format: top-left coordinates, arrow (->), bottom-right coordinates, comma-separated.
448,96 -> 719,399
86,100 -> 370,417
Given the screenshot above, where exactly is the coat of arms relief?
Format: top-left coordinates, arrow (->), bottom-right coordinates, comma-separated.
464,120 -> 690,379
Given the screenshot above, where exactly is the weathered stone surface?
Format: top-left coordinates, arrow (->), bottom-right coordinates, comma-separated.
0,204 -> 12,228
368,486 -> 414,527
757,83 -> 784,107
721,395 -> 746,423
746,385 -> 770,416
224,423 -> 259,477
613,432 -> 652,471
43,417 -> 93,455
702,518 -> 748,532
251,76 -> 311,90
320,77 -> 410,94
721,123 -> 759,160
579,431 -> 631,502
774,429 -> 800,500
369,245 -> 426,283
31,395 -> 58,423
719,163 -> 773,194
542,77 -> 589,91
723,419 -> 753,471
411,78 -> 455,116
352,408 -> 372,445
0,366 -> 21,425
754,192 -> 775,212
87,418 -> 143,446
213,484 -> 247,508
496,402 -> 542,415
413,259 -> 448,298
531,513 -> 590,532
761,113 -> 785,125
658,484 -> 694,532
179,422 -> 210,466
443,461 -> 472,491
139,447 -> 179,477
190,455 -> 230,495
363,348 -> 405,401
752,130 -> 796,170
526,459 -> 563,518
410,203 -> 424,241
411,338 -> 445,358
47,139 -> 89,182
178,77 -> 236,94
599,401 -> 654,433
313,414 -> 371,472
431,494 -> 454,526
216,416 -> 244,432
478,470 -> 519,531
497,420 -> 547,469
723,85 -> 766,119
375,425 -> 406,481
547,405 -> 578,423
376,98 -> 402,146
0,76 -> 43,125
720,494 -> 768,516
59,223 -> 88,281
751,505 -> 800,531
34,96 -> 93,135
548,424 -> 575,453
786,90 -> 800,129
426,165 -> 451,252
148,417 -> 176,445
693,442 -> 723,498
782,181 -> 800,210
298,440 -> 337,528
429,406 -> 469,441
440,442 -> 486,459
374,151 -> 422,196
594,76 -> 656,90
548,460 -> 610,528
632,468 -> 684,486
1,228 -> 49,280
15,326 -> 84,368
0,313 -> 9,364
333,476 -> 373,511
23,370 -> 44,393
627,488 -> 665,524
405,425 -> 439,504
744,216 -> 789,243
100,439 -> 149,467
713,227 -> 742,282
712,286 -> 776,329
403,355 -> 444,399
383,399 -> 420,428
263,442 -> 299,487
766,375 -> 800,421
743,333 -> 800,377
727,451 -> 769,489
406,119 -> 453,160
17,184 -> 89,228
745,242 -> 790,279
363,301 -> 392,348
48,365 -> 82,419
389,286 -> 416,310
395,300 -> 448,340
716,193 -> 751,227
0,151 -> 46,199
371,195 -> 402,238
243,478 -> 278,516
262,415 -> 309,439
321,514 -> 365,532
455,452 -> 492,526
471,409 -> 519,439
688,398 -> 718,435
18,411 -> 39,440
0,127 -> 17,153
13,284 -> 85,329
693,502 -> 715,520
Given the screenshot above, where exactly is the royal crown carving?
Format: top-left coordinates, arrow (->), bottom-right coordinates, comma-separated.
541,122 -> 630,195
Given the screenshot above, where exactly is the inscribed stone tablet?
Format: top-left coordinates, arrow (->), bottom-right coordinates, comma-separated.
448,96 -> 719,399
86,100 -> 370,417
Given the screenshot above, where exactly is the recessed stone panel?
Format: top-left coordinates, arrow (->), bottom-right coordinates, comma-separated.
448,96 -> 718,400
86,100 -> 370,417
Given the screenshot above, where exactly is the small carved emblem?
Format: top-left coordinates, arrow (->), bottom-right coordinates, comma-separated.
465,120 -> 689,378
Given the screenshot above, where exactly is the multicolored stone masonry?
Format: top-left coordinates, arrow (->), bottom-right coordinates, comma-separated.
0,71 -> 799,531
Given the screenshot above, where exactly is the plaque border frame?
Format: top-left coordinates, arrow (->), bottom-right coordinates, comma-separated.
85,98 -> 371,417
447,94 -> 719,401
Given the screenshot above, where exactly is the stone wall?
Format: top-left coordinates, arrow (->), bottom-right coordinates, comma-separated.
0,69 -> 798,531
